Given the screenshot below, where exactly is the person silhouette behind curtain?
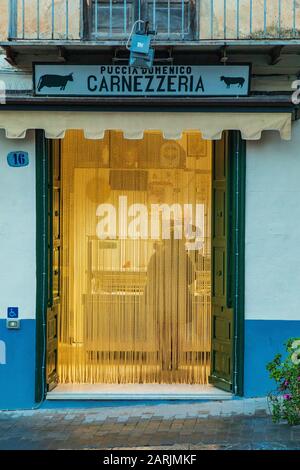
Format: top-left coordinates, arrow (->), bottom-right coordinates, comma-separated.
143,224 -> 197,374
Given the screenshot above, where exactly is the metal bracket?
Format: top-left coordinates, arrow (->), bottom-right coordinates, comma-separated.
269,45 -> 284,65
219,46 -> 229,64
57,46 -> 68,63
4,46 -> 18,66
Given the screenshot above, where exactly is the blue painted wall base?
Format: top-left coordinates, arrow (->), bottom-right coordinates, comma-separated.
244,319 -> 300,397
0,319 -> 36,410
1,318 -> 300,408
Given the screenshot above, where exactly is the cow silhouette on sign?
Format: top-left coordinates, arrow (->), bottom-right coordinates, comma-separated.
37,73 -> 74,92
220,76 -> 245,89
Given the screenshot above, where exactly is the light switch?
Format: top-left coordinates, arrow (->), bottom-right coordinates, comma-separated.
6,319 -> 21,330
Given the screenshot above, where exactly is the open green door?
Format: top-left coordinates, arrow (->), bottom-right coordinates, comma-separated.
46,140 -> 61,392
210,131 -> 246,394
210,132 -> 234,392
35,134 -> 61,399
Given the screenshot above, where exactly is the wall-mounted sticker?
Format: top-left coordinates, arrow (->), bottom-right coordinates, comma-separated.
7,151 -> 29,168
7,307 -> 19,319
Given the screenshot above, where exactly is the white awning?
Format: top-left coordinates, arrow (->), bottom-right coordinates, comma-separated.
0,111 -> 292,140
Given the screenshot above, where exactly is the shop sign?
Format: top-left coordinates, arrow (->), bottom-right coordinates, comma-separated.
34,64 -> 250,97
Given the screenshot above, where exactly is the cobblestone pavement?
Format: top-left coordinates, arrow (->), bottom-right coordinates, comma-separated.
0,399 -> 300,450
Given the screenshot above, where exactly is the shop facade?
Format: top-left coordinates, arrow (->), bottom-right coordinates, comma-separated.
0,2 -> 300,410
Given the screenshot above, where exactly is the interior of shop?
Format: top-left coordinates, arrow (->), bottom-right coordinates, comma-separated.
55,130 -> 212,387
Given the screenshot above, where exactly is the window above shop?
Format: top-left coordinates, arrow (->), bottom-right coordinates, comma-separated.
86,0 -> 194,39
4,0 -> 300,44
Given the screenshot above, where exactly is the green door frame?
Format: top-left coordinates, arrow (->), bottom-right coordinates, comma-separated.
34,128 -> 246,402
209,131 -> 246,396
230,131 -> 246,396
35,130 -> 49,403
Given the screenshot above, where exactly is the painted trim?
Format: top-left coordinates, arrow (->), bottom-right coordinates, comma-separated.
0,104 -> 295,113
35,131 -> 48,403
209,132 -> 246,395
0,320 -> 36,410
230,131 -> 246,397
34,127 -> 246,402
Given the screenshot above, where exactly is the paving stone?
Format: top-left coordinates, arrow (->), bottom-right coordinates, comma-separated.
0,401 -> 298,450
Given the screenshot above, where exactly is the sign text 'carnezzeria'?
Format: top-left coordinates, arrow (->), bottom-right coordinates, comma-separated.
34,64 -> 250,97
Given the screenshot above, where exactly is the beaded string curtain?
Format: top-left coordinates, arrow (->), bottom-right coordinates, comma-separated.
58,130 -> 212,384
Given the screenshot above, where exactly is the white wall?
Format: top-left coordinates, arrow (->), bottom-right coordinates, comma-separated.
245,120 -> 300,321
1,122 -> 300,322
0,131 -> 36,320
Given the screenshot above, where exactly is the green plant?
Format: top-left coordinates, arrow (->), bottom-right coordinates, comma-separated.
266,338 -> 300,426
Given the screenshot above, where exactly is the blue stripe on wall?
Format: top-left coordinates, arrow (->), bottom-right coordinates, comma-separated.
244,319 -> 300,398
1,318 -> 300,408
0,319 -> 36,410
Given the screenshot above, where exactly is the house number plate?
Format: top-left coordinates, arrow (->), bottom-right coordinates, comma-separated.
7,151 -> 29,168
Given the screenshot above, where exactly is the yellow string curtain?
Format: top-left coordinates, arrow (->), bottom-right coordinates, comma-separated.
59,130 -> 212,384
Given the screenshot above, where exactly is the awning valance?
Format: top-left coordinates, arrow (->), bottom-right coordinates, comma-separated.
0,111 -> 292,140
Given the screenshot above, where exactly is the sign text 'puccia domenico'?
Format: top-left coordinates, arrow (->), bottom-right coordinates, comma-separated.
34,64 -> 250,97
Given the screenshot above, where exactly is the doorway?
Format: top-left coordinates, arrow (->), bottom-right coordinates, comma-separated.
37,128 -> 245,399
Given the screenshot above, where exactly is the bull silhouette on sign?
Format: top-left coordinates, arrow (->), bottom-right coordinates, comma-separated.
220,76 -> 245,89
37,73 -> 74,92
